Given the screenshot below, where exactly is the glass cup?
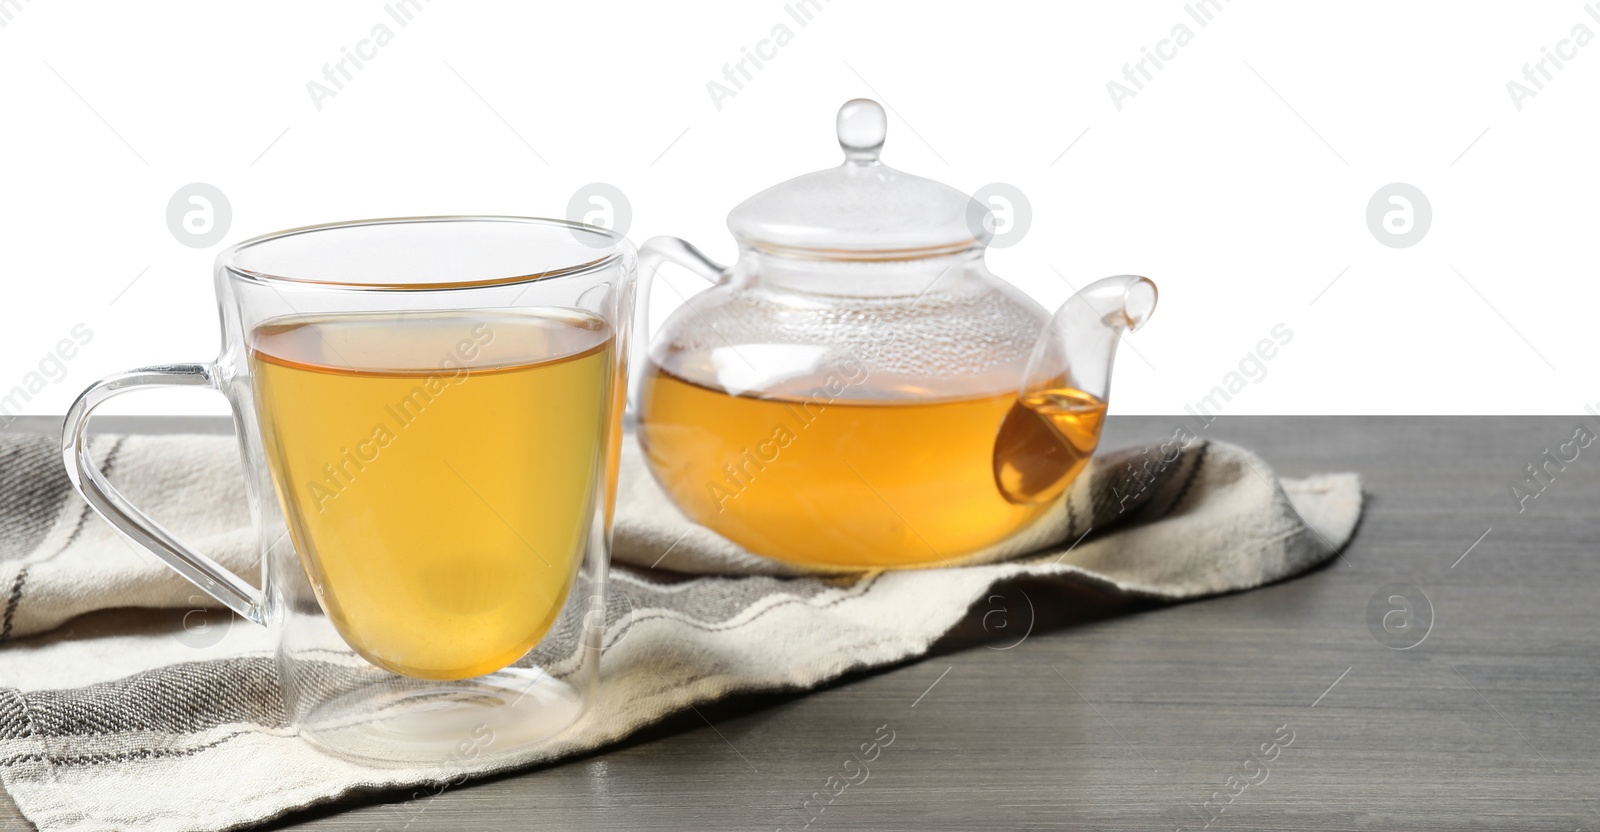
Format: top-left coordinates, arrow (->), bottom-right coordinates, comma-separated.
61,217 -> 635,764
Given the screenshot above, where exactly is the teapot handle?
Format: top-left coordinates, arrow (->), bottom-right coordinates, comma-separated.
629,236 -> 730,411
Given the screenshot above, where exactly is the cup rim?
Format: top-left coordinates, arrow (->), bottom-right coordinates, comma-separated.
217,215 -> 633,292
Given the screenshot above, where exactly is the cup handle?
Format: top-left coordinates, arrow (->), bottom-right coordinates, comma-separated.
60,363 -> 265,625
629,235 -> 729,409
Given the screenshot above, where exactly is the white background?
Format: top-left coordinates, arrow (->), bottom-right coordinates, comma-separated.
1,0 -> 1596,418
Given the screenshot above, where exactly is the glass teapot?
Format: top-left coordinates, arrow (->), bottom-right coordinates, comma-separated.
633,99 -> 1156,569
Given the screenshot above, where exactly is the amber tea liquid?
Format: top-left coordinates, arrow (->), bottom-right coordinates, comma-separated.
250,309 -> 615,680
638,364 -> 1105,568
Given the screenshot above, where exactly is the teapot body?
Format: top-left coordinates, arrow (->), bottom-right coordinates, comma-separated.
635,246 -> 1066,567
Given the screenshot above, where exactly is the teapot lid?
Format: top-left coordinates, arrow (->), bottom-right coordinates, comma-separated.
726,99 -> 987,258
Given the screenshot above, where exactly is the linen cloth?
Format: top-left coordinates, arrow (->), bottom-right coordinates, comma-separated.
0,430 -> 1362,832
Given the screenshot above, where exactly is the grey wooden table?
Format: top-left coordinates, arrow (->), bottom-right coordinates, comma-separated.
4,415 -> 1598,831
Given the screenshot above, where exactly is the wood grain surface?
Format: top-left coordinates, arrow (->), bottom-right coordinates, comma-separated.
3,415 -> 1597,831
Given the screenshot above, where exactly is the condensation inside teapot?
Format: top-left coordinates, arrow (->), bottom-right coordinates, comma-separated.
655,274 -> 1044,401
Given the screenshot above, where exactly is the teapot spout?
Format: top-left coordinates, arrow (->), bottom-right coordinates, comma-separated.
993,275 -> 1157,505
1025,274 -> 1157,401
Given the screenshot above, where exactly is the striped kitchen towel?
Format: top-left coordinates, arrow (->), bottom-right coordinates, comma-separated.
0,429 -> 1361,832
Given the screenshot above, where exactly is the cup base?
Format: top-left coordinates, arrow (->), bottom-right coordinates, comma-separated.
297,665 -> 587,767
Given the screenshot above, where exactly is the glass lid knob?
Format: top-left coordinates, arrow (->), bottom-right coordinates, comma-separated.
837,98 -> 886,164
